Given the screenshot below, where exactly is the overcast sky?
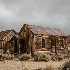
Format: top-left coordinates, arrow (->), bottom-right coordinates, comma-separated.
0,0 -> 70,34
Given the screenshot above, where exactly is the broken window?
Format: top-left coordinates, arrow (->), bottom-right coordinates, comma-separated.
36,36 -> 41,43
36,36 -> 41,48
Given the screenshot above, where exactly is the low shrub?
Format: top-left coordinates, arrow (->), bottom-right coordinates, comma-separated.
51,54 -> 63,61
56,55 -> 63,61
19,54 -> 31,61
51,55 -> 57,61
34,52 -> 51,62
57,53 -> 70,59
33,52 -> 40,61
63,54 -> 68,59
61,59 -> 70,70
51,54 -> 70,61
2,54 -> 14,60
61,54 -> 70,59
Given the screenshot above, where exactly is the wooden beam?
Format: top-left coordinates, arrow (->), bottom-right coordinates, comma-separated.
55,39 -> 57,55
51,38 -> 52,50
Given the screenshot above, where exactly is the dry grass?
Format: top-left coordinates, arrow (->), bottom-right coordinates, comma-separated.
61,59 -> 70,70
0,58 -> 69,70
35,65 -> 54,70
0,52 -> 69,70
24,67 -> 29,70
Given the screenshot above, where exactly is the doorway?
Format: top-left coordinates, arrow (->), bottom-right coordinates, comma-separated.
42,38 -> 45,48
19,38 -> 26,53
14,39 -> 18,53
9,36 -> 18,54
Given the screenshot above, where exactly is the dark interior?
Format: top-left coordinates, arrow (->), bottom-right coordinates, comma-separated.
14,39 -> 18,53
19,38 -> 26,53
42,38 -> 45,48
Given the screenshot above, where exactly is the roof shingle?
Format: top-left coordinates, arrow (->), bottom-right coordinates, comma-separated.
27,24 -> 67,36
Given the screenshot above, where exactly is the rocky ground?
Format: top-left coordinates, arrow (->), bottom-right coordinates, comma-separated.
0,58 -> 69,70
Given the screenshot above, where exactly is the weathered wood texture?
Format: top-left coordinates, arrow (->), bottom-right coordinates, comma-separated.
19,24 -> 67,55
0,30 -> 18,53
19,25 -> 34,55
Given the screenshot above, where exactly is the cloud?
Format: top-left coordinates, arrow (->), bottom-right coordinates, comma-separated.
0,4 -> 20,31
0,0 -> 70,34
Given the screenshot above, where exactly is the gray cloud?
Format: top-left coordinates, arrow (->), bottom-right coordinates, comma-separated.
0,0 -> 70,34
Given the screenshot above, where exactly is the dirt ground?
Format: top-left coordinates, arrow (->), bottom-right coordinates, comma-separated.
0,58 -> 69,70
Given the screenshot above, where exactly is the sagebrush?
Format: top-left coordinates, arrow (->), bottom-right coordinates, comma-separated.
34,52 -> 51,62
19,53 -> 31,61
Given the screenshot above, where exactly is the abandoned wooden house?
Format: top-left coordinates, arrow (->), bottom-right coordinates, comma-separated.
0,29 -> 18,54
19,24 -> 68,55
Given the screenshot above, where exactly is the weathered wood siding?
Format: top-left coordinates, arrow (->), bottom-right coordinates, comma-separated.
0,31 -> 18,53
19,24 -> 67,55
20,25 -> 34,54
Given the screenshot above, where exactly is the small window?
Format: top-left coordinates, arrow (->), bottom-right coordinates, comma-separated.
52,40 -> 56,46
42,38 -> 45,48
36,36 -> 41,43
36,36 -> 41,48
